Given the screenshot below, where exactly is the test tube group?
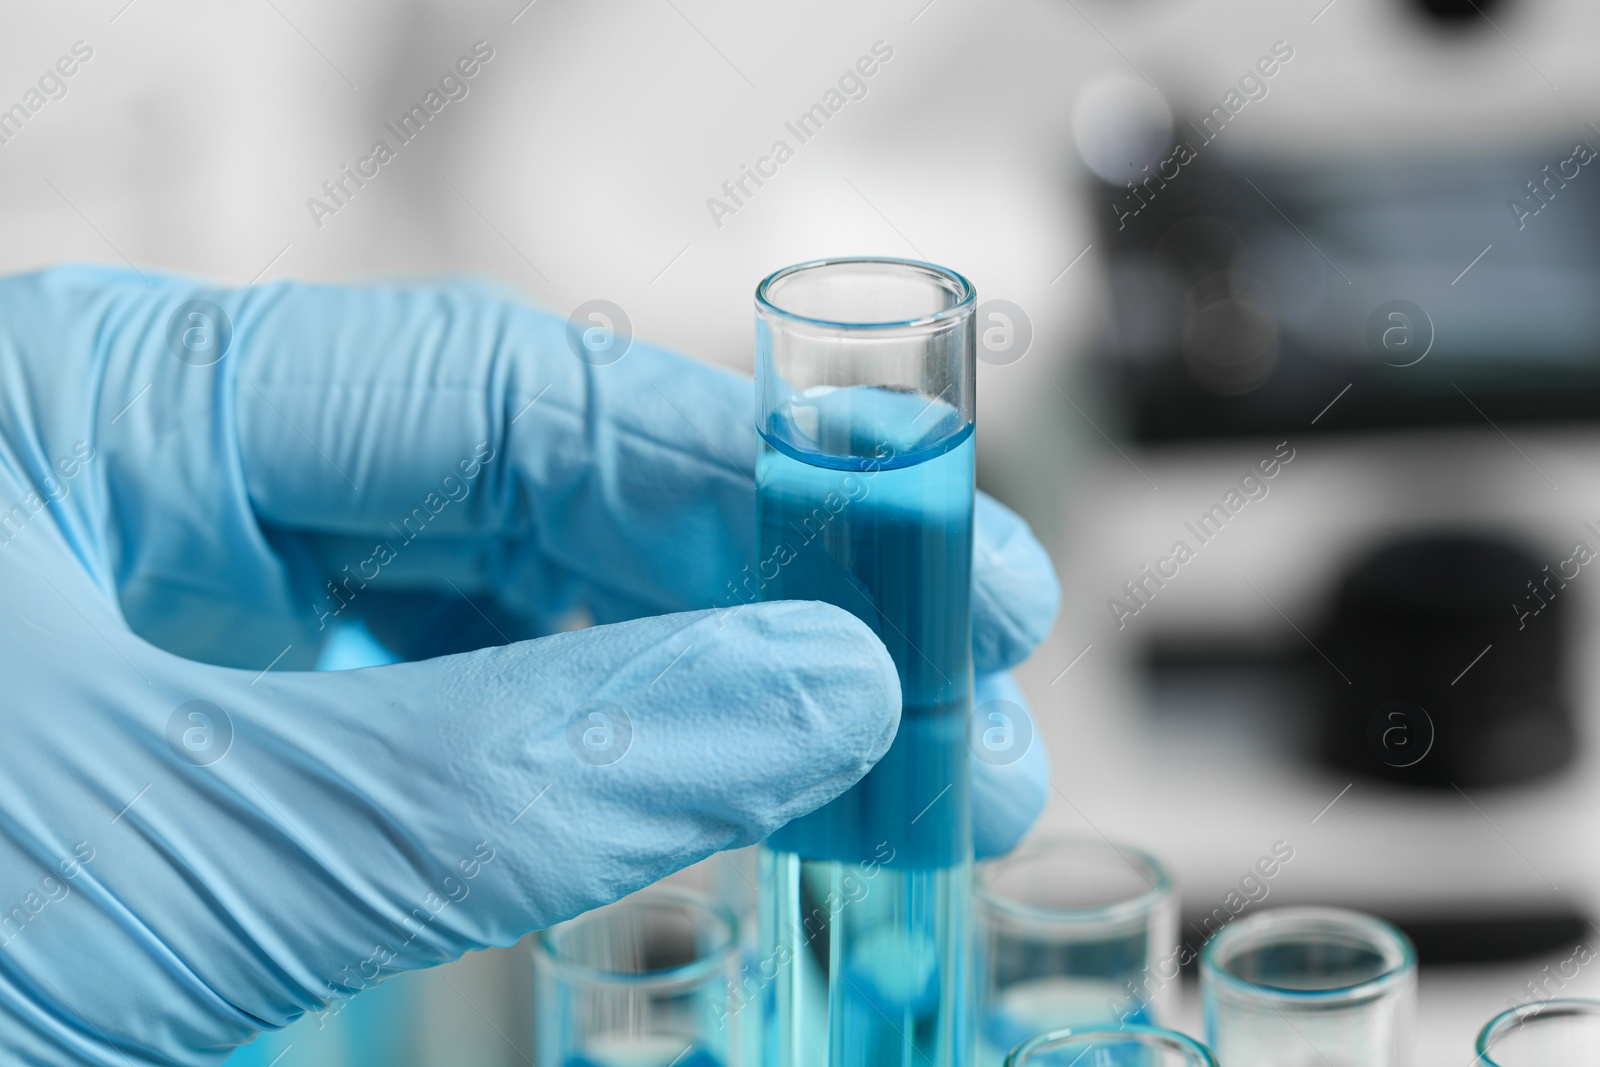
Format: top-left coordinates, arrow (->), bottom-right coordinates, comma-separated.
527,257 -> 1595,1067
533,879 -> 1600,1066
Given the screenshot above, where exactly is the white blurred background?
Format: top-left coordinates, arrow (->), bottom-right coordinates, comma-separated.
6,0 -> 1600,1063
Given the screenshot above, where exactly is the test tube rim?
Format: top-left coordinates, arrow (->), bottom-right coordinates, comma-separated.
755,256 -> 976,334
1003,1023 -> 1220,1067
532,884 -> 739,991
1475,997 -> 1600,1066
976,836 -> 1174,931
1201,905 -> 1417,1006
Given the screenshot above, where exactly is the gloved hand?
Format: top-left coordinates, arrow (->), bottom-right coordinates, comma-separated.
0,266 -> 1059,1065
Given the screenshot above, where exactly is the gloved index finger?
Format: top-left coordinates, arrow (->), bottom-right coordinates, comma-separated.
231,278 -> 762,620
44,268 -> 1057,669
0,267 -> 757,666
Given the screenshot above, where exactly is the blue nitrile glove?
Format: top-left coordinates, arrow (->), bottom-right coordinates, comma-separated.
0,266 -> 1060,1065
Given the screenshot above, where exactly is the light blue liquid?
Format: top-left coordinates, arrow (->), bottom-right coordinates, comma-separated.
755,387 -> 975,1067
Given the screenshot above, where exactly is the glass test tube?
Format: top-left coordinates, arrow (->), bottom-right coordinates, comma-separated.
534,886 -> 743,1067
753,257 -> 977,1067
1004,1024 -> 1219,1067
1201,907 -> 1416,1067
1476,998 -> 1600,1065
976,839 -> 1179,1063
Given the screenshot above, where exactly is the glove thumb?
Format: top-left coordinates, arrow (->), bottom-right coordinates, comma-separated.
39,601 -> 898,1060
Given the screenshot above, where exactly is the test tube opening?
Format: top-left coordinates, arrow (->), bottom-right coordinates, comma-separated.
978,839 -> 1174,929
757,257 -> 975,330
1203,907 -> 1416,999
756,258 -> 975,470
535,887 -> 738,989
1003,1024 -> 1220,1067
1476,998 -> 1600,1067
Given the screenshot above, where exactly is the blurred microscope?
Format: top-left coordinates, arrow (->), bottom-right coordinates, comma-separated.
1060,0 -> 1600,985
